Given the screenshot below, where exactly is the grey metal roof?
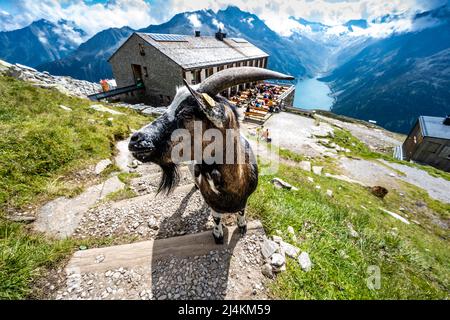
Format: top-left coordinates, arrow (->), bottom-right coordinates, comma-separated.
136,32 -> 269,70
419,116 -> 450,140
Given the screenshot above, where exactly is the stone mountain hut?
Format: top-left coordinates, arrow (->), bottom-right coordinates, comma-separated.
108,30 -> 269,105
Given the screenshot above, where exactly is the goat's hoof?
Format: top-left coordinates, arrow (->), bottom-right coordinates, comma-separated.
239,225 -> 248,236
213,234 -> 224,245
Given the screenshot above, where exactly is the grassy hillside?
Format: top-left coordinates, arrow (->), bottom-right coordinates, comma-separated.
0,76 -> 147,212
248,134 -> 449,299
0,76 -> 148,299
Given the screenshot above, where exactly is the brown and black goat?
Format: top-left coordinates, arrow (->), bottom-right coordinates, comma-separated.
129,67 -> 294,244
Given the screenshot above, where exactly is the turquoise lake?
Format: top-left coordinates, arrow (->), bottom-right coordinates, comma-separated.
293,78 -> 334,111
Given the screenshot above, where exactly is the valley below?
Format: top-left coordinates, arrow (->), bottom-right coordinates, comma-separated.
293,77 -> 334,111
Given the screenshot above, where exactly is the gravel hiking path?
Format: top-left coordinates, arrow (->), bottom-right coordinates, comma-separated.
316,115 -> 403,152
36,137 -> 270,300
339,157 -> 450,204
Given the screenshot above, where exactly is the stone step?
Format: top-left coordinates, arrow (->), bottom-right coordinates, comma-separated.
34,176 -> 125,238
69,220 -> 264,273
55,221 -> 267,300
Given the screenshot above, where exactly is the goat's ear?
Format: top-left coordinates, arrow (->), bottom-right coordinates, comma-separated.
183,80 -> 226,128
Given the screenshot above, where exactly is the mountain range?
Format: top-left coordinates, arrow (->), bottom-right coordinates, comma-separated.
1,4 -> 450,134
0,19 -> 86,68
321,4 -> 450,133
37,7 -> 317,82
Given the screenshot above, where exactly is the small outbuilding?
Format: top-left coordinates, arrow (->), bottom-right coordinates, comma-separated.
402,115 -> 450,172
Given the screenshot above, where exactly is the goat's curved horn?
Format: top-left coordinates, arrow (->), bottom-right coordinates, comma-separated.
198,67 -> 295,96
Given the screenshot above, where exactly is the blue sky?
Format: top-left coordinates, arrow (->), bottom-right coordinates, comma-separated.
0,0 -> 447,36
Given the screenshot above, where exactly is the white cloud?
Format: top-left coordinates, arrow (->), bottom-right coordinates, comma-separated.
155,0 -> 446,36
212,18 -> 225,30
187,13 -> 202,29
1,0 -> 156,36
0,0 -> 446,38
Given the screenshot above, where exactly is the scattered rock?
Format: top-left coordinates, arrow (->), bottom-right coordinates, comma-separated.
271,178 -> 298,191
347,223 -> 359,238
271,253 -> 286,268
59,105 -> 72,112
261,238 -> 278,259
128,160 -> 141,169
326,189 -> 333,198
261,264 -> 274,279
299,161 -> 312,172
272,235 -> 283,243
287,226 -> 295,236
280,241 -> 300,258
95,159 -> 112,175
3,61 -> 101,98
95,255 -> 105,264
90,104 -> 124,115
371,186 -> 389,199
141,107 -> 167,116
298,252 -> 312,272
6,215 -> 36,223
148,217 -> 159,230
379,208 -> 410,225
307,177 -> 314,183
312,166 -> 323,175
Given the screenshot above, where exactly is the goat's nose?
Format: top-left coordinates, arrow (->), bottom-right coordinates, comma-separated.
129,132 -> 144,150
130,131 -> 142,143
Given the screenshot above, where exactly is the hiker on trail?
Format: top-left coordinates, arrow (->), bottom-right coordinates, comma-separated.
262,128 -> 271,143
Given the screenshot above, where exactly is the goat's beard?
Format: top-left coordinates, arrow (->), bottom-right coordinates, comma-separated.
158,163 -> 180,195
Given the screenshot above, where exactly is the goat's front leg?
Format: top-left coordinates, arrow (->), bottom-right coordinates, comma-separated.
190,163 -> 201,190
212,210 -> 224,245
237,208 -> 247,235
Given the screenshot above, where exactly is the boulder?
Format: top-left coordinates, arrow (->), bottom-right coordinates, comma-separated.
370,186 -> 388,199
312,166 -> 323,175
271,253 -> 286,268
280,241 -> 300,258
298,252 -> 312,272
95,159 -> 112,175
261,263 -> 274,279
261,238 -> 279,259
271,178 -> 299,191
299,161 -> 312,172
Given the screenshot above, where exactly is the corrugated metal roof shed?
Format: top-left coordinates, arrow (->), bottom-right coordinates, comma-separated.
419,116 -> 450,140
136,32 -> 268,70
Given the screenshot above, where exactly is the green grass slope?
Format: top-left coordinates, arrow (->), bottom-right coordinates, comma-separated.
0,76 -> 148,299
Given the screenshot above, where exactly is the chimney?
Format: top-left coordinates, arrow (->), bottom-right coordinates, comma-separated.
195,30 -> 201,37
215,28 -> 227,41
444,115 -> 450,126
